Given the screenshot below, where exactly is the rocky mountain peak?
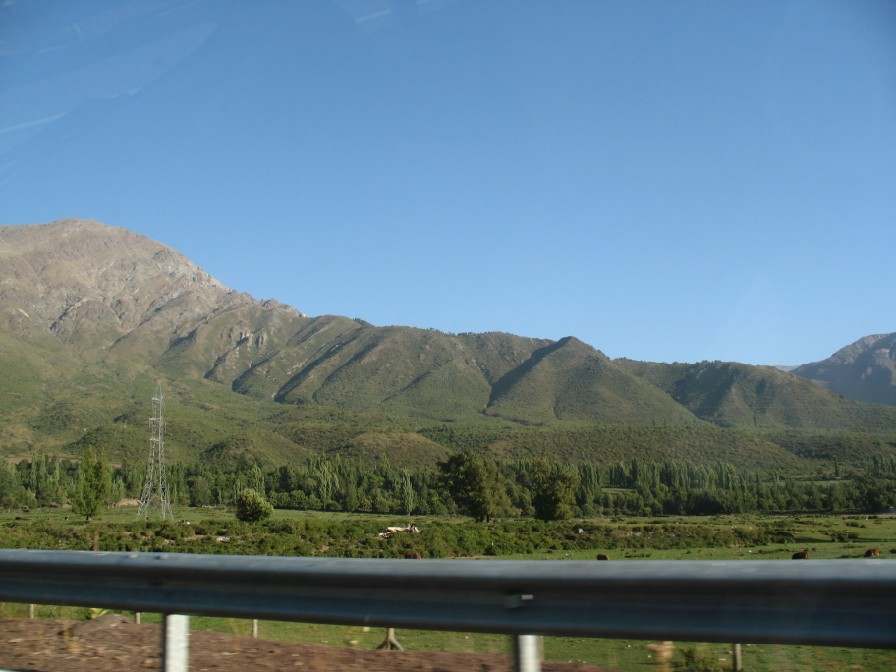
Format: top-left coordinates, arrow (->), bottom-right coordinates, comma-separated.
0,219 -> 249,344
791,333 -> 896,406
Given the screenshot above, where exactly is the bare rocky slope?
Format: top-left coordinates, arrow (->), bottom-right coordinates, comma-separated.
0,219 -> 303,357
791,333 -> 896,407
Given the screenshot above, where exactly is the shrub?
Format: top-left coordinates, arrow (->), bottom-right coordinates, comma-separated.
234,488 -> 274,523
674,645 -> 724,672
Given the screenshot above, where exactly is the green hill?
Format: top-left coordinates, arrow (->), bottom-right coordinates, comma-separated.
616,359 -> 896,431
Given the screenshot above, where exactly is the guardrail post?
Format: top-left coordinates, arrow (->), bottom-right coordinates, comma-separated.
512,634 -> 541,672
376,627 -> 404,650
162,614 -> 189,672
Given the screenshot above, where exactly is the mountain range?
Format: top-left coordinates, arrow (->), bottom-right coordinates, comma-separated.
1,219 -> 894,469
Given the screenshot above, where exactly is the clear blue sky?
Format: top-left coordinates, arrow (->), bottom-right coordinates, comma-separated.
2,0 -> 894,365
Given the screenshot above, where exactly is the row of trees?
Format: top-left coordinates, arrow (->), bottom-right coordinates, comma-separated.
5,450 -> 896,521
438,453 -> 896,520
0,450 -> 114,521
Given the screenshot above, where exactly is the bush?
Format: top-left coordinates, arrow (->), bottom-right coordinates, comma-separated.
234,488 -> 274,523
674,645 -> 724,672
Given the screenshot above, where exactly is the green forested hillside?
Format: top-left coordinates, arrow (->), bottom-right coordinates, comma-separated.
485,337 -> 699,424
616,359 -> 896,431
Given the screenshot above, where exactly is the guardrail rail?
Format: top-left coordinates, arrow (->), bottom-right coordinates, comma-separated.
0,550 -> 893,672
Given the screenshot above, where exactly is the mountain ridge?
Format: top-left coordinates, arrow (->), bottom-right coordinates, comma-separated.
1,219 -> 894,468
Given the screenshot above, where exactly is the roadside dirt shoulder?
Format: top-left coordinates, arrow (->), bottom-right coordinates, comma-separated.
0,618 -> 615,672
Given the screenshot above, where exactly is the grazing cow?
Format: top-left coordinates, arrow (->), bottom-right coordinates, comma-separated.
864,547 -> 881,558
377,524 -> 420,538
405,552 -> 422,559
596,553 -> 610,561
386,525 -> 420,534
792,549 -> 809,559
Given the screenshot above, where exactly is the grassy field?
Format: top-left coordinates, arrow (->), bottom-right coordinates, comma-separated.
0,507 -> 893,671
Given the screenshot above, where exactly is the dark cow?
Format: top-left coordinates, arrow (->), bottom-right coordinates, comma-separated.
864,547 -> 881,558
596,553 -> 610,561
791,549 -> 809,559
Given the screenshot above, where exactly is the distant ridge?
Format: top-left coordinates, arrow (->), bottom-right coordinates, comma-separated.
616,359 -> 896,428
791,333 -> 896,406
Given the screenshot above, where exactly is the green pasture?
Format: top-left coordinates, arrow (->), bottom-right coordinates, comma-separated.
0,508 -> 893,671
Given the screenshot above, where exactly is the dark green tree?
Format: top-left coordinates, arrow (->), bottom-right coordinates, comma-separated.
190,475 -> 213,506
0,461 -> 25,508
438,452 -> 513,522
529,458 -> 580,521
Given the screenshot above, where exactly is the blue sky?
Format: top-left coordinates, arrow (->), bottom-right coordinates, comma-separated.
1,0 -> 894,365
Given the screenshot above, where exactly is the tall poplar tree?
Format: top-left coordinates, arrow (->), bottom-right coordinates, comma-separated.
72,449 -> 110,522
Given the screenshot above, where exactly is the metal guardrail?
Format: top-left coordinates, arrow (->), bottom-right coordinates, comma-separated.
0,550 -> 893,670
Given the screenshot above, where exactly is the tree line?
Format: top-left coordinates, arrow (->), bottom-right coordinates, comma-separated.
4,450 -> 896,521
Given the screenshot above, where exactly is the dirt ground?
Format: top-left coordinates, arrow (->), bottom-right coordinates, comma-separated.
0,617 -> 616,672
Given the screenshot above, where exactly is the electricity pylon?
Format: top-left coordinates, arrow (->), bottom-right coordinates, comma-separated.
137,382 -> 173,520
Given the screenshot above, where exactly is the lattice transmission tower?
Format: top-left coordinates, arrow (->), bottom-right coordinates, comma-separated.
137,382 -> 173,520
